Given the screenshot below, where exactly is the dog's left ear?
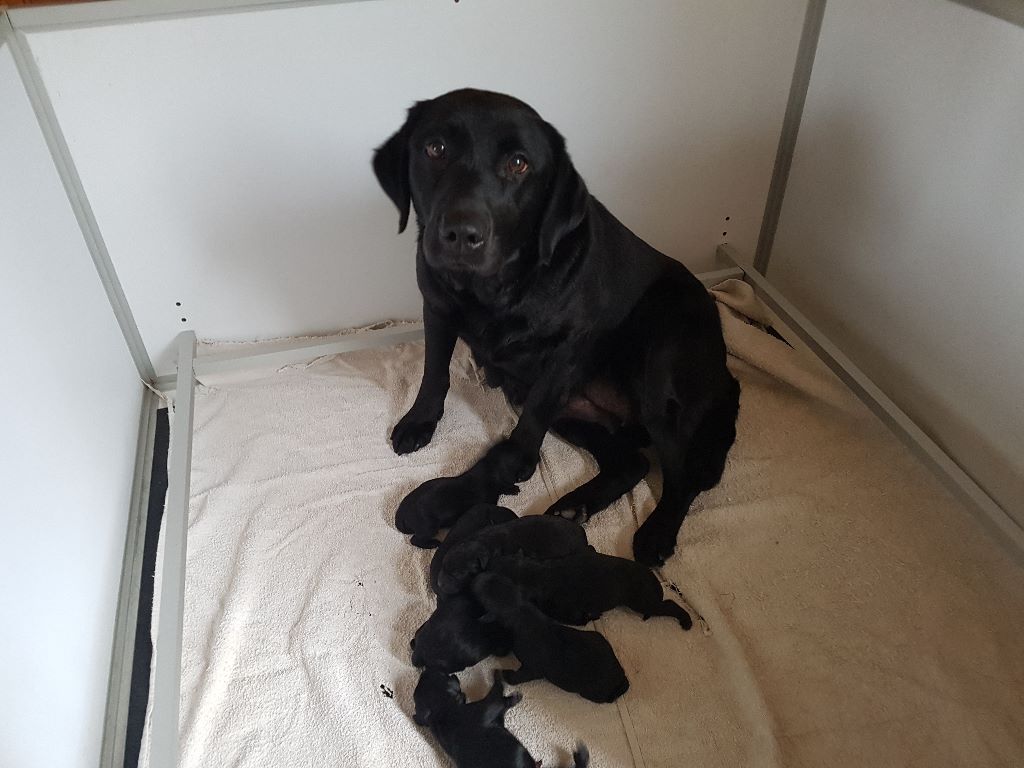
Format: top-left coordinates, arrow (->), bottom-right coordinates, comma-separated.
372,103 -> 423,234
538,126 -> 589,266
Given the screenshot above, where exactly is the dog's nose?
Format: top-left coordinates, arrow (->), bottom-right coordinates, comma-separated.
439,209 -> 490,254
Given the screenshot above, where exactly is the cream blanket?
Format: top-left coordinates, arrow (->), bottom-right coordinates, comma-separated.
145,280 -> 1024,767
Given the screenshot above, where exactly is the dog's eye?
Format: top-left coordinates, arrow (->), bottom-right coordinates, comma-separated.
508,153 -> 529,175
425,140 -> 446,159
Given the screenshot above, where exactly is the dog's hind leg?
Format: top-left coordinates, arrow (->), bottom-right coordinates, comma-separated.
633,374 -> 739,566
545,419 -> 650,523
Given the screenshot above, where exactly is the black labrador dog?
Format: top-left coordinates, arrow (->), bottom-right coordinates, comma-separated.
411,593 -> 513,673
473,573 -> 629,704
487,551 -> 692,630
413,669 -> 590,768
436,515 -> 590,596
428,504 -> 519,594
374,88 -> 740,565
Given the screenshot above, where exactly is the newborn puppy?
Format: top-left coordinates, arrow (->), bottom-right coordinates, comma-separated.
397,476 -> 519,548
413,669 -> 591,768
411,594 -> 513,672
473,573 -> 629,703
437,516 -> 590,596
488,550 -> 692,630
430,504 -> 519,594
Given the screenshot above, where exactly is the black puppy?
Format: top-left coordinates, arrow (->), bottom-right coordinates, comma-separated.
436,515 -> 590,596
411,594 -> 513,673
397,475 -> 520,549
473,573 -> 629,704
429,503 -> 518,594
374,89 -> 740,565
413,669 -> 590,768
488,550 -> 693,630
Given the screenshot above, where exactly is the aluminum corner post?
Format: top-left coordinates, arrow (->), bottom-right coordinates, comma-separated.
753,0 -> 826,275
149,331 -> 197,768
0,11 -> 156,382
100,387 -> 162,768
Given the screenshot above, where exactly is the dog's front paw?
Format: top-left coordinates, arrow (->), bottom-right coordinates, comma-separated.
632,520 -> 678,566
390,408 -> 441,455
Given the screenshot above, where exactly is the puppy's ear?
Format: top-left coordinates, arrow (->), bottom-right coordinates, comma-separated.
538,125 -> 589,266
372,103 -> 422,234
458,541 -> 490,577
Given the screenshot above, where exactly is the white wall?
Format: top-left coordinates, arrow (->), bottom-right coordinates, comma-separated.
769,0 -> 1024,523
22,0 -> 807,375
0,43 -> 144,768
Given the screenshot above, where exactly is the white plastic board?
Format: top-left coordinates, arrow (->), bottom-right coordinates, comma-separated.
768,0 -> 1024,523
0,42 -> 144,768
23,0 -> 806,375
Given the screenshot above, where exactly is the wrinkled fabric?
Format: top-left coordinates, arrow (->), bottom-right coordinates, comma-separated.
143,283 -> 1024,768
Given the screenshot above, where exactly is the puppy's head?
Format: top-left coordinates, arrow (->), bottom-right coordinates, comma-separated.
448,504 -> 518,543
394,481 -> 462,547
412,668 -> 464,727
437,540 -> 491,596
410,595 -> 501,672
373,88 -> 589,280
471,572 -> 522,616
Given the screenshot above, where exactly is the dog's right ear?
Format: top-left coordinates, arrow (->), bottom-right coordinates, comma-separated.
372,103 -> 423,234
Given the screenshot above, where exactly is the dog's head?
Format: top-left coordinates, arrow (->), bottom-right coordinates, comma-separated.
412,668 -> 464,727
373,88 -> 589,280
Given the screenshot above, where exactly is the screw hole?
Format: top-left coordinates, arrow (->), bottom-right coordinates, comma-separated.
175,301 -> 182,307
725,216 -> 731,221
722,232 -> 728,237
181,317 -> 187,323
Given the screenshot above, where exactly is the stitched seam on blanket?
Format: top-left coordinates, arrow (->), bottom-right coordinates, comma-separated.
536,441 -> 643,768
618,485 -> 648,768
596,613 -> 646,768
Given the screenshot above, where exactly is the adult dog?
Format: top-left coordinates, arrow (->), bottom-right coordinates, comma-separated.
373,89 -> 739,565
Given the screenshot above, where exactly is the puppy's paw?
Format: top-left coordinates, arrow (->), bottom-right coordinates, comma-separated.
544,498 -> 591,524
409,534 -> 441,549
391,410 -> 440,455
632,522 -> 677,566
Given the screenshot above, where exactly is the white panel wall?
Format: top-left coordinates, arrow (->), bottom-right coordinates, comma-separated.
769,0 -> 1024,523
23,0 -> 807,375
0,44 -> 144,768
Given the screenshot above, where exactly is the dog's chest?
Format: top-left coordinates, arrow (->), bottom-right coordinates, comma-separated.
458,307 -> 570,400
